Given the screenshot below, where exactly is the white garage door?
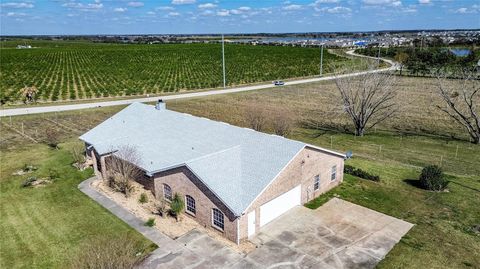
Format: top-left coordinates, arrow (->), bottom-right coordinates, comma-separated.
259,185 -> 301,227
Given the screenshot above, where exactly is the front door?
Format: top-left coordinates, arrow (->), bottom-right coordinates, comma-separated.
248,211 -> 256,237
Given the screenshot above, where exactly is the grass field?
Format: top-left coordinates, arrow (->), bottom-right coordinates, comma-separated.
0,76 -> 478,268
0,142 -> 156,268
0,40 -> 359,104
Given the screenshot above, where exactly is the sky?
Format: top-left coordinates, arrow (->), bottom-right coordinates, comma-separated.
0,0 -> 479,35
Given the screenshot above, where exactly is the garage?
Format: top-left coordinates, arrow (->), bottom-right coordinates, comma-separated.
259,185 -> 301,227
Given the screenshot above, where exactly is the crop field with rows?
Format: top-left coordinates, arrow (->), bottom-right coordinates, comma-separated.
0,40 -> 353,104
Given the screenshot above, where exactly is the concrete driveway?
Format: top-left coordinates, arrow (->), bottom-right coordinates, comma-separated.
244,198 -> 414,269
81,178 -> 412,268
141,198 -> 413,269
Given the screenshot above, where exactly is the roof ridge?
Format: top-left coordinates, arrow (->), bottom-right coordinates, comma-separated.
185,144 -> 241,164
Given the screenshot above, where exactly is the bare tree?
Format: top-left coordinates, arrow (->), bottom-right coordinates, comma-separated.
245,103 -> 267,131
44,128 -> 60,149
273,109 -> 293,137
436,71 -> 480,144
334,67 -> 397,136
107,145 -> 143,197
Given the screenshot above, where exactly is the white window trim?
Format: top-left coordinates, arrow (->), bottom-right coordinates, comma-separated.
163,184 -> 172,201
185,195 -> 196,216
211,208 -> 224,231
314,175 -> 320,190
331,165 -> 337,181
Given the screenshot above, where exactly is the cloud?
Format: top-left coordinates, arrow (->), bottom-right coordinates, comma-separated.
418,0 -> 431,4
313,0 -> 341,3
362,0 -> 402,6
156,6 -> 175,11
62,2 -> 103,11
200,9 -> 214,16
114,7 -> 127,12
198,3 -> 217,9
454,5 -> 479,14
168,11 -> 180,16
146,11 -> 155,15
172,0 -> 196,4
310,0 -> 342,11
283,4 -> 303,10
0,2 -> 34,9
402,6 -> 417,12
6,12 -> 27,17
127,2 -> 144,8
229,6 -> 252,15
216,9 -> 230,16
326,6 -> 352,13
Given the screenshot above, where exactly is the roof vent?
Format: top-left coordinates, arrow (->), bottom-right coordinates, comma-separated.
155,99 -> 166,110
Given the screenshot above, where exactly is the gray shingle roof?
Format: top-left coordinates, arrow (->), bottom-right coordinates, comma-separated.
80,102 -> 341,216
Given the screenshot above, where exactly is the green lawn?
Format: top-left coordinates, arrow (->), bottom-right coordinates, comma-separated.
0,141 -> 155,268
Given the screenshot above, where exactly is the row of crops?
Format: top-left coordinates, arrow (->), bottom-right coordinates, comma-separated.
0,41 -> 348,103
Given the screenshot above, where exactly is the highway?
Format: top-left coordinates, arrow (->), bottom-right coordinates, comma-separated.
0,51 -> 397,117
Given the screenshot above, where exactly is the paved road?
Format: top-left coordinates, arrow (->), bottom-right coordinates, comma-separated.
0,52 -> 397,117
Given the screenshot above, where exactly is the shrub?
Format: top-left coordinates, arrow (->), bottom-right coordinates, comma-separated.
44,128 -> 60,149
21,177 -> 37,187
22,164 -> 38,172
156,200 -> 167,217
344,165 -> 380,181
107,173 -> 133,198
138,193 -> 148,204
419,165 -> 448,191
69,234 -> 151,269
145,218 -> 155,227
48,168 -> 60,180
70,144 -> 85,164
169,193 -> 184,222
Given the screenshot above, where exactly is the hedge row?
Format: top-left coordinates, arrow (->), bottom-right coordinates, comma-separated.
344,165 -> 380,182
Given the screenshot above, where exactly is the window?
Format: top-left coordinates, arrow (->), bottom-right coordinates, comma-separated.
331,165 -> 337,181
163,184 -> 172,201
314,175 -> 320,190
212,208 -> 224,230
186,195 -> 196,215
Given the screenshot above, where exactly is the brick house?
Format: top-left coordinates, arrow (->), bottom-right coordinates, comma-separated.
80,101 -> 345,244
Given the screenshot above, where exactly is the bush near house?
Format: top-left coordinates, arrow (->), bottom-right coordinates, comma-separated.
169,193 -> 185,222
344,164 -> 380,182
138,193 -> 148,204
145,218 -> 155,227
419,165 -> 449,191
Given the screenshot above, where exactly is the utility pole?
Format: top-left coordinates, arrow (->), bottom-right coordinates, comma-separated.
222,34 -> 226,88
377,45 -> 381,66
319,43 -> 324,76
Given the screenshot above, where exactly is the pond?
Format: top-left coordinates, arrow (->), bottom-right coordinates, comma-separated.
450,48 -> 471,57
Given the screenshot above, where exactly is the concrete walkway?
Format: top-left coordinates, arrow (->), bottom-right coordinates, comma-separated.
78,177 -> 172,247
1,55 -> 397,117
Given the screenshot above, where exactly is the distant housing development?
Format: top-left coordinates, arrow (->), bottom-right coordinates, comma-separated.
80,101 -> 345,243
